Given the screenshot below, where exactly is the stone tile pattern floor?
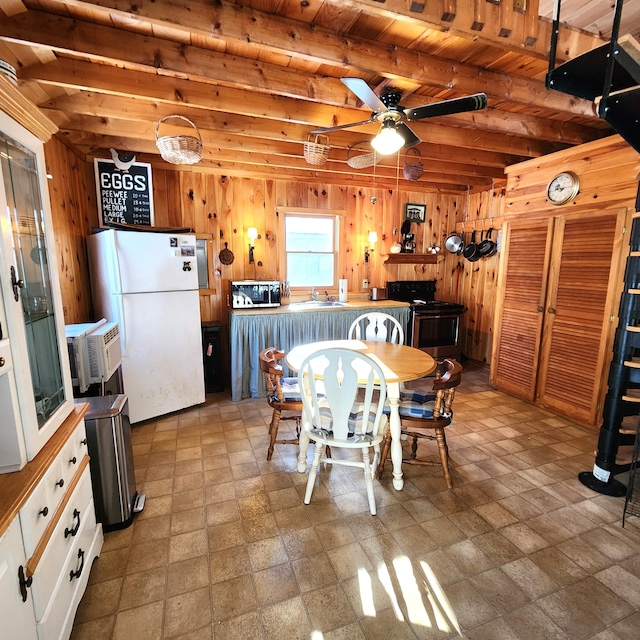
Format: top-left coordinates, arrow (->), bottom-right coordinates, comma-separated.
70,362 -> 640,640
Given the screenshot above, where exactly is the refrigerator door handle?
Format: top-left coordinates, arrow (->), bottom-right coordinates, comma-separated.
112,232 -> 125,293
117,294 -> 127,356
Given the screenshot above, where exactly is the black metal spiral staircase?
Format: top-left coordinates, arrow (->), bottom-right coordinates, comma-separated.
546,0 -> 640,155
546,0 -> 640,498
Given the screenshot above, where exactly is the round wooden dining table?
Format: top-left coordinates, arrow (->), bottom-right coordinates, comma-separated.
286,339 -> 436,491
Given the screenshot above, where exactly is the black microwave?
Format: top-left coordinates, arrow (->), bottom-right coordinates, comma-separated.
230,280 -> 280,308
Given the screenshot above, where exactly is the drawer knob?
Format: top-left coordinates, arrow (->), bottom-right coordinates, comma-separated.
0,356 -> 5,367
64,509 -> 81,539
69,456 -> 77,465
56,478 -> 64,488
69,548 -> 85,581
39,506 -> 49,517
81,438 -> 87,445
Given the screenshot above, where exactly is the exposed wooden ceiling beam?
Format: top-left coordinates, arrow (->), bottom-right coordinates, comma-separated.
0,6 -> 596,118
51,0 -> 604,63
61,113 -> 508,179
21,58 -> 606,147
42,90 -> 569,159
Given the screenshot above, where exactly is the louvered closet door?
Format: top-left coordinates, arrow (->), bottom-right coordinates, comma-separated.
491,219 -> 554,401
537,209 -> 627,425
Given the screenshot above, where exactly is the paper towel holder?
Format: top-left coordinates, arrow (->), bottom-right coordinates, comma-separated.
364,231 -> 378,262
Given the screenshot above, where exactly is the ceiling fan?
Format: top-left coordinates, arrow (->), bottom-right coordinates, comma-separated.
312,78 -> 488,155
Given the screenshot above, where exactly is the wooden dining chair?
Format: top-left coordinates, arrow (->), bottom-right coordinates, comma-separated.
298,347 -> 388,515
348,312 -> 405,344
259,347 -> 304,461
377,358 -> 462,489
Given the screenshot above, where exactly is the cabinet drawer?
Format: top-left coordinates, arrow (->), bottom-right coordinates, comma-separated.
59,428 -> 83,487
31,468 -> 94,621
20,462 -> 60,558
36,498 -> 101,640
19,421 -> 88,557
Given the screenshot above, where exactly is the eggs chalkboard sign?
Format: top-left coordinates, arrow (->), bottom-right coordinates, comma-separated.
94,158 -> 154,227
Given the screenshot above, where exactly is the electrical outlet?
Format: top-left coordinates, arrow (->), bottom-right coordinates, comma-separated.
362,279 -> 369,289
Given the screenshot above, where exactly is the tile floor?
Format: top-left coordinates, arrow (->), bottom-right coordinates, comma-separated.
70,362 -> 640,640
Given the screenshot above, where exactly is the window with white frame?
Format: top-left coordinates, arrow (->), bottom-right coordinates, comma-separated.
283,212 -> 340,288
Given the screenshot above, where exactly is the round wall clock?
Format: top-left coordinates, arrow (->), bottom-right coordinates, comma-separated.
546,171 -> 580,206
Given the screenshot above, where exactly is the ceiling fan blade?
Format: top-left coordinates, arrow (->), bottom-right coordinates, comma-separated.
405,93 -> 488,121
397,123 -> 421,148
342,77 -> 388,112
311,118 -> 375,134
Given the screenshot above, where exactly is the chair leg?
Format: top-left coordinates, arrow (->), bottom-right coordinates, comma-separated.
267,408 -> 281,461
410,435 -> 418,459
375,428 -> 391,479
371,443 -> 381,480
435,427 -> 453,489
362,447 -> 376,515
304,441 -> 324,505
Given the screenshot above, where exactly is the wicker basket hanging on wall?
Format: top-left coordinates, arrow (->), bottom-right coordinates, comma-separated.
303,134 -> 330,165
346,142 -> 381,169
155,115 -> 203,165
403,147 -> 424,181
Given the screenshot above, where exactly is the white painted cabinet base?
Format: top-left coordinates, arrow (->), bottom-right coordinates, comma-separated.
38,517 -> 103,640
0,519 -> 38,640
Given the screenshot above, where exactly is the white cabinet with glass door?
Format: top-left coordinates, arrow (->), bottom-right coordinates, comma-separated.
0,110 -> 74,473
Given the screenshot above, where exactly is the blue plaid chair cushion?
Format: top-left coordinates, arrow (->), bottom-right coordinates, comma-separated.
398,399 -> 436,419
309,401 -> 383,443
269,378 -> 325,404
383,389 -> 436,414
400,389 -> 436,403
280,377 -> 302,402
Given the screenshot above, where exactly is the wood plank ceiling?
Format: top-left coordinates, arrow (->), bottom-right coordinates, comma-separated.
0,0 -> 632,192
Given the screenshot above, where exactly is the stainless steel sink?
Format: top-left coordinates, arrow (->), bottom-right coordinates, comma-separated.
290,301 -> 347,308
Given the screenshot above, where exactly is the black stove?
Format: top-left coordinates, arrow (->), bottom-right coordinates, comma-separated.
387,280 -> 464,359
386,280 -> 465,316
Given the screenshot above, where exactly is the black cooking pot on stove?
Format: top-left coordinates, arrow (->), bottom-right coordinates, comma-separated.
463,230 -> 481,262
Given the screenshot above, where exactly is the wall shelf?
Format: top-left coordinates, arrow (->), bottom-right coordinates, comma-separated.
383,253 -> 440,265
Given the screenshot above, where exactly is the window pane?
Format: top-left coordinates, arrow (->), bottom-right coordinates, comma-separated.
284,213 -> 338,288
287,253 -> 334,287
285,216 -> 333,252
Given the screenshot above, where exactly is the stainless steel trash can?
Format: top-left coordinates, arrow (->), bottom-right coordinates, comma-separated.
78,394 -> 138,531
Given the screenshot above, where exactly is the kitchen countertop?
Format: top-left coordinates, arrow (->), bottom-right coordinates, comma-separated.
228,300 -> 411,401
230,298 -> 409,315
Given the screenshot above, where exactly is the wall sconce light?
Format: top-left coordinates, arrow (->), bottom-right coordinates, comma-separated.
247,227 -> 258,263
364,231 -> 378,262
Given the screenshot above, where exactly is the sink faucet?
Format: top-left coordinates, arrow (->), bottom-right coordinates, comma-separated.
325,290 -> 336,302
311,287 -> 318,301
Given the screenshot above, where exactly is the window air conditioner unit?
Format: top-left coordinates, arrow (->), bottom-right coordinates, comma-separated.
65,319 -> 122,392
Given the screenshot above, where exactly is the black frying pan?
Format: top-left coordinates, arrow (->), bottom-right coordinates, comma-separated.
463,230 -> 481,262
478,227 -> 497,257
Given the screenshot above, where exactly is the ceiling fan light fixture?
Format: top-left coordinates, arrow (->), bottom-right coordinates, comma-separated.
371,120 -> 404,155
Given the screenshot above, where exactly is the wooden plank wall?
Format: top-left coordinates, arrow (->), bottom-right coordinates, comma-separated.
444,185 -> 506,365
504,135 -> 640,216
44,137 -> 98,324
44,140 -> 506,382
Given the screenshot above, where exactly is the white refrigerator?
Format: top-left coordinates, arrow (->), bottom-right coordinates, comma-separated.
87,229 -> 204,423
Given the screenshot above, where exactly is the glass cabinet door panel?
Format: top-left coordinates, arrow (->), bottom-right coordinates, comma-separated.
0,131 -> 65,427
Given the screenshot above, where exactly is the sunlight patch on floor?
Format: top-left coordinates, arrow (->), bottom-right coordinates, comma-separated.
421,559 -> 463,636
357,567 -> 376,617
376,561 -> 405,621
351,554 -> 463,637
